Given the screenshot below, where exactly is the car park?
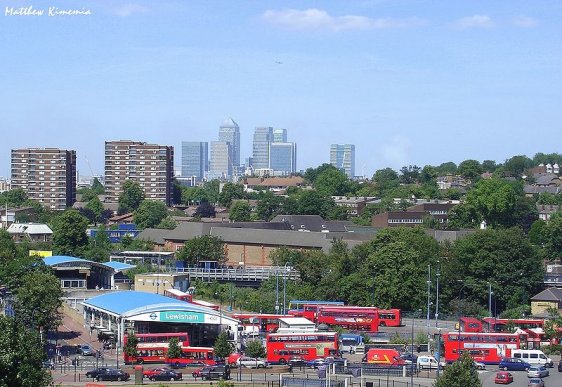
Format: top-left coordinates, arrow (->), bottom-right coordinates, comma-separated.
143,367 -> 172,379
528,378 -> 545,387
149,370 -> 183,381
495,371 -> 514,384
85,368 -> 114,379
237,357 -> 268,368
199,365 -> 231,380
499,357 -> 531,371
95,369 -> 130,382
527,366 -> 549,378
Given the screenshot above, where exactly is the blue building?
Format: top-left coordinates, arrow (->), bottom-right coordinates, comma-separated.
89,224 -> 140,243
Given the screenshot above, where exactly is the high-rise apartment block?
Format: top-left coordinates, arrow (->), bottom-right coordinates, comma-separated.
269,142 -> 297,176
11,148 -> 76,210
104,140 -> 174,206
219,118 -> 240,168
181,142 -> 208,179
330,144 -> 355,178
252,127 -> 273,169
209,141 -> 232,180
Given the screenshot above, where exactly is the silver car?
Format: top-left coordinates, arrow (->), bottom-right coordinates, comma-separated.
527,366 -> 549,378
528,378 -> 545,387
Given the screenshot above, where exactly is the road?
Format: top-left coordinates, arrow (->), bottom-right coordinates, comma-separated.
479,363 -> 562,387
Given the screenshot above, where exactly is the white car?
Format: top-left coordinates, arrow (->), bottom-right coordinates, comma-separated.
237,357 -> 268,368
417,355 -> 446,370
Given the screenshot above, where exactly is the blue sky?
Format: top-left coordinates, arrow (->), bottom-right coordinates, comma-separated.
1,0 -> 561,178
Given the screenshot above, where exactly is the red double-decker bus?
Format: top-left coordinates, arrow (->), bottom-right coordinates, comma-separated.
123,332 -> 190,364
378,309 -> 402,327
481,317 -> 545,332
441,331 -> 523,364
266,332 -> 339,364
231,313 -> 287,334
316,306 -> 379,332
287,300 -> 345,318
164,288 -> 193,302
455,317 -> 484,333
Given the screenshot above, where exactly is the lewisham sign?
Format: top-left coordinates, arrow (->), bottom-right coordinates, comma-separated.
133,310 -> 220,324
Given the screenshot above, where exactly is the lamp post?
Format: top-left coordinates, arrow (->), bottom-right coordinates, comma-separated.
436,328 -> 442,379
426,265 -> 431,337
215,292 -> 223,330
435,260 -> 440,328
275,269 -> 279,313
411,310 -> 421,387
386,356 -> 400,387
488,282 -> 493,317
283,263 -> 290,314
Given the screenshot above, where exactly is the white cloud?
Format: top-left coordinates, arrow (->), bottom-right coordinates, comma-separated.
454,15 -> 494,30
113,3 -> 149,17
379,136 -> 411,169
261,8 -> 426,31
513,16 -> 538,28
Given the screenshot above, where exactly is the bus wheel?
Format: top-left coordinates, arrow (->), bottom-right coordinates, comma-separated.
175,362 -> 180,368
279,358 -> 287,365
137,358 -> 144,364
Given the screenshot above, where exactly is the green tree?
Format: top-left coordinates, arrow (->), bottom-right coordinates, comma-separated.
463,178 -> 521,228
218,183 -> 245,207
133,200 -> 169,229
314,168 -> 352,196
166,337 -> 182,359
435,161 -> 457,175
255,191 -> 283,221
457,159 -> 483,182
118,180 -> 145,214
303,163 -> 338,184
85,196 -> 104,225
83,225 -> 111,262
482,160 -> 497,173
0,315 -> 52,387
51,209 -> 89,256
176,236 -> 225,266
0,188 -> 28,206
213,331 -> 234,360
503,155 -> 532,177
296,190 -> 336,218
372,168 -> 400,193
434,352 -> 481,387
229,201 -> 251,222
124,332 -> 139,358
156,216 -> 177,230
245,339 -> 266,359
91,177 -> 105,194
195,200 -> 216,218
13,270 -> 64,333
542,216 -> 562,260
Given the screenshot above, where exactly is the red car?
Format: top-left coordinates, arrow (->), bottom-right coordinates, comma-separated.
192,366 -> 205,378
143,367 -> 172,379
494,371 -> 513,384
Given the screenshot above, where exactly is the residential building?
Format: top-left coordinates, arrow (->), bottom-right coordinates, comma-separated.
269,142 -> 297,176
219,118 -> 240,167
11,148 -> 76,210
272,128 -> 287,142
531,287 -> 562,315
332,196 -> 378,216
330,144 -> 355,178
209,141 -> 232,180
242,176 -> 305,193
371,202 -> 456,228
0,177 -> 10,193
7,222 -> 53,243
253,127 -> 273,169
104,140 -> 174,205
181,141 -> 208,179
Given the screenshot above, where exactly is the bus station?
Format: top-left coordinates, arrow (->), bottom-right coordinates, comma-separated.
81,291 -> 240,349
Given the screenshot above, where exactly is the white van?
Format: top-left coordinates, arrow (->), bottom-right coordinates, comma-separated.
511,350 -> 553,367
416,355 -> 446,370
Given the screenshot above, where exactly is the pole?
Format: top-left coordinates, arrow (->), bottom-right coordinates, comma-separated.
410,313 -> 415,386
488,282 -> 492,317
283,275 -> 287,315
436,329 -> 441,379
435,261 -> 440,327
275,270 -> 279,313
426,265 -> 431,337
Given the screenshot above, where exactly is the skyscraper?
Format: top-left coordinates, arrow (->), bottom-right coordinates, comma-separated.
330,144 -> 355,178
219,118 -> 240,167
272,128 -> 287,143
181,142 -> 208,179
253,127 -> 273,169
269,142 -> 297,176
209,141 -> 232,180
11,148 -> 76,210
105,140 -> 174,205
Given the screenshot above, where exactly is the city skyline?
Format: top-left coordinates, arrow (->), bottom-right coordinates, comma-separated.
2,1 -> 561,178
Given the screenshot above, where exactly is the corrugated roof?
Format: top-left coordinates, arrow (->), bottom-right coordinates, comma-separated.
7,223 -> 53,234
210,227 -> 330,249
136,228 -> 169,245
44,255 -> 91,266
164,222 -> 209,240
102,261 -> 136,271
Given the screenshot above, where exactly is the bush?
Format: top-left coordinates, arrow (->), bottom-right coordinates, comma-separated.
541,344 -> 562,355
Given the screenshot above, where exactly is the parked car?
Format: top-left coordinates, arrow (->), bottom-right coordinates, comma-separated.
527,366 -> 549,378
192,366 -> 205,378
149,370 -> 183,381
400,353 -> 418,364
528,378 -> 545,387
199,365 -> 230,380
495,371 -> 514,384
416,355 -> 445,370
499,357 -> 531,371
288,356 -> 307,368
237,357 -> 268,368
85,367 -> 114,379
95,369 -> 130,382
558,360 -> 562,372
76,344 -> 94,356
307,358 -> 328,369
143,367 -> 172,379
512,350 -> 554,368
473,360 -> 486,370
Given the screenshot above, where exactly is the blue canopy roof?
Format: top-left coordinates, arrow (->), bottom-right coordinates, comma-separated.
44,255 -> 91,266
102,261 -> 136,271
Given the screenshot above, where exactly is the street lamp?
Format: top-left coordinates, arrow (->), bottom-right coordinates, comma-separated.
215,292 -> 223,330
386,356 -> 401,387
411,310 -> 421,387
435,260 -> 440,328
283,263 -> 290,314
435,328 -> 442,379
275,269 -> 279,313
426,265 -> 431,336
488,282 -> 493,317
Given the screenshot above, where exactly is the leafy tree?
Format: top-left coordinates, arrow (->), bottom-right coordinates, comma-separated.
463,178 -> 521,228
78,188 -> 97,202
245,339 -> 266,359
229,201 -> 251,222
118,180 -> 145,214
419,165 -> 438,184
255,191 -> 283,221
91,177 -> 105,194
13,270 -> 64,333
0,229 -> 17,263
481,160 -> 497,173
218,183 -> 245,207
203,180 -> 221,205
213,331 -> 234,360
435,161 -> 457,175
123,332 -> 139,358
303,163 -> 338,184
434,352 -> 481,387
528,220 -> 546,245
313,168 -> 352,196
372,168 -> 400,193
0,188 -> 28,206
541,216 -> 562,260
457,159 -> 483,182
503,155 -> 532,177
195,200 -> 216,218
176,236 -> 225,266
156,216 -> 177,230
133,200 -> 168,229
399,165 -> 421,184
51,209 -> 89,256
85,196 -> 104,225
296,190 -> 337,218
0,315 -> 52,387
166,337 -> 182,359
83,225 -> 111,262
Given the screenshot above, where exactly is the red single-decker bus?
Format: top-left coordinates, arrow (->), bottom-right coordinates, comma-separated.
378,309 -> 402,327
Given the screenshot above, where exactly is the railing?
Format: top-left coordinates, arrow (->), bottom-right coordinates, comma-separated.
170,266 -> 300,281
